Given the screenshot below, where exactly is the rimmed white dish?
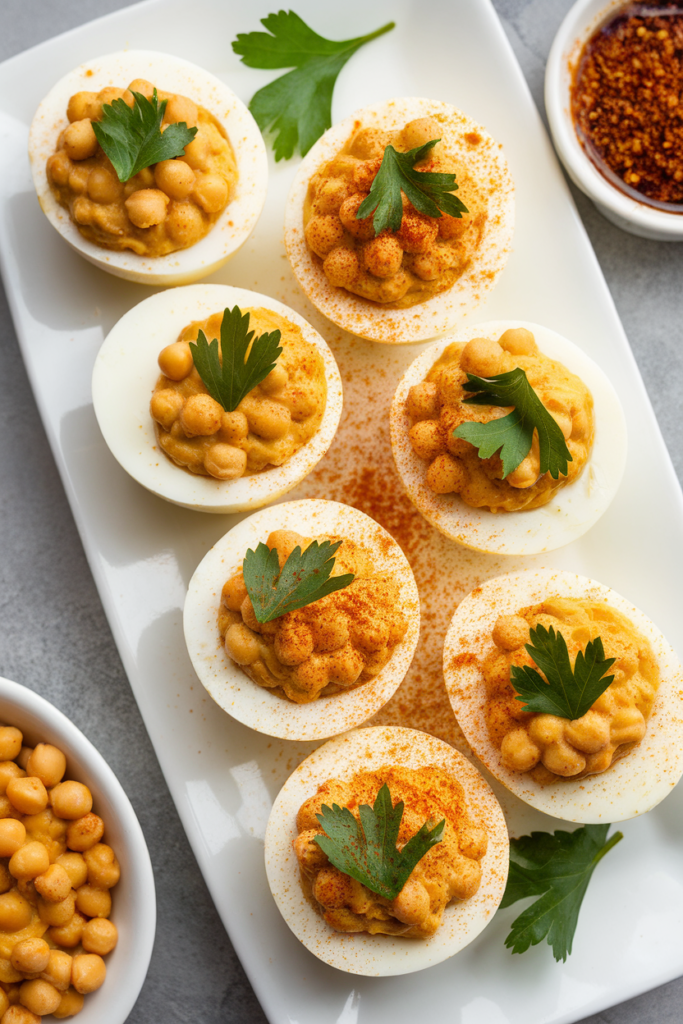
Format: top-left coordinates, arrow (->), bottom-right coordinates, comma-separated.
183,500 -> 420,740
546,0 -> 683,241
264,725 -> 509,975
91,284 -> 343,514
390,319 -> 627,554
284,97 -> 515,343
443,569 -> 683,823
0,675 -> 155,1024
28,49 -> 268,283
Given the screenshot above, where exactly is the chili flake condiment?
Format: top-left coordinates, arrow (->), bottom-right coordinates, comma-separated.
572,2 -> 683,206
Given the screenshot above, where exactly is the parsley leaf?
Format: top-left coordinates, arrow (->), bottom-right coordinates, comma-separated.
189,306 -> 282,413
453,368 -> 573,479
313,783 -> 445,900
243,539 -> 354,624
91,89 -> 197,183
232,12 -> 395,160
501,824 -> 623,961
357,140 -> 468,236
511,624 -> 616,720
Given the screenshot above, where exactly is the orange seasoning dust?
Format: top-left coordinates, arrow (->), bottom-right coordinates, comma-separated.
572,2 -> 683,204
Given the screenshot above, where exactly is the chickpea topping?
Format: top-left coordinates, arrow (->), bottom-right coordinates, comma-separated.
150,389 -> 184,432
0,822 -> 26,859
225,623 -> 262,666
34,865 -> 72,905
53,988 -> 84,1019
425,453 -> 467,494
37,891 -> 75,928
0,893 -> 32,933
498,327 -> 538,355
361,234 -> 403,278
71,954 -> 106,995
406,382 -> 440,422
323,247 -> 360,288
193,173 -> 229,214
66,813 -> 105,853
127,78 -> 155,99
82,918 -> 118,956
124,188 -> 169,228
62,120 -> 98,162
158,341 -> 193,381
40,950 -> 72,992
408,419 -> 445,461
66,92 -> 98,122
179,394 -> 223,437
6,779 -> 48,817
219,410 -> 249,444
338,193 -> 375,240
305,214 -> 346,258
9,843 -> 50,882
396,212 -> 438,254
1,1006 -> 41,1024
47,912 -> 86,949
25,746 -> 66,790
75,885 -> 111,919
154,159 -> 196,200
0,731 -> 23,764
203,445 -> 247,480
55,854 -> 87,891
399,117 -> 442,150
165,199 -> 205,246
50,782 -> 92,821
460,337 -> 504,377
259,363 -> 288,396
19,978 -> 61,1016
163,94 -> 198,128
492,615 -> 529,651
11,940 -> 50,976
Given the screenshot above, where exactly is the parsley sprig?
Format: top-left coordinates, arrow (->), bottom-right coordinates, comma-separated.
91,89 -> 197,183
512,624 -> 616,721
501,824 -> 623,961
189,307 -> 282,413
314,783 -> 445,900
357,140 -> 468,236
243,539 -> 354,624
232,12 -> 395,160
453,368 -> 573,480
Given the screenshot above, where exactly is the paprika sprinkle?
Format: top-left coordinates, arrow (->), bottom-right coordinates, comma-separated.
571,2 -> 683,206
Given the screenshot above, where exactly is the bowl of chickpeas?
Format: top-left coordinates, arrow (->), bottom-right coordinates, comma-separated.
0,675 -> 155,1023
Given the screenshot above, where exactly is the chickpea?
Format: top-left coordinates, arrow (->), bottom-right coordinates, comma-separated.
244,399 -> 291,440
542,740 -> 587,777
62,119 -> 98,162
82,918 -> 117,957
313,177 -> 353,215
0,763 -> 24,796
399,117 -> 442,151
460,337 -> 504,377
66,91 -> 98,122
224,623 -> 261,666
124,167 -> 155,196
0,993 -> 7,1018
353,158 -> 382,192
47,152 -> 73,187
408,419 -> 446,461
158,341 -> 193,381
305,215 -> 345,259
11,939 -> 50,975
0,730 -> 22,763
203,444 -> 247,481
274,623 -> 315,667
193,172 -> 229,214
47,911 -> 86,949
34,864 -> 72,904
0,892 -> 32,932
500,728 -> 542,771
24,745 -> 65,790
40,950 -> 72,992
127,78 -> 155,99
50,782 -> 92,821
71,954 -> 106,995
86,165 -> 123,204
0,959 -> 22,985
221,575 -> 248,612
361,234 -> 403,278
449,854 -> 482,900
426,453 -> 467,494
182,133 -> 210,171
458,826 -> 488,860
266,530 -> 303,565
507,450 -> 541,489
163,93 -> 198,127
124,187 -> 169,229
438,212 -> 468,239
5,983 -> 21,1005
406,382 -> 440,422
338,193 -> 375,240
217,410 -> 247,445
55,853 -> 87,891
0,820 -> 26,858
18,979 -> 61,1017
259,363 -> 288,396
98,87 -> 128,107
0,865 -> 12,895
1,1006 -> 41,1024
179,394 -> 222,437
66,813 -> 104,853
348,127 -> 389,160
6,778 -> 47,817
492,614 -> 529,651
498,327 -> 538,355
67,165 -> 91,196
239,596 -> 261,632
37,891 -> 75,927
150,389 -> 184,431
166,200 -> 205,246
610,705 -> 647,745
75,884 -> 111,919
391,876 -> 430,926
154,159 -> 196,200
396,212 -> 438,254
528,714 -> 564,746
9,842 -> 49,881
323,247 -> 360,288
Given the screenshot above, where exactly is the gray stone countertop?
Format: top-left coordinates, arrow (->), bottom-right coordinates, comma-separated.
0,1 -> 681,1021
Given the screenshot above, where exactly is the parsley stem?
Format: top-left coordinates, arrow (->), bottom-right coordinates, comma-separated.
352,21 -> 396,47
592,829 -> 623,866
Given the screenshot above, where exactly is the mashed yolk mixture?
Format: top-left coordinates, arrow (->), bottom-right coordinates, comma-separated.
484,596 -> 660,782
303,117 -> 487,309
150,308 -> 327,481
407,328 -> 595,512
46,79 -> 237,256
219,529 -> 408,704
293,765 -> 488,937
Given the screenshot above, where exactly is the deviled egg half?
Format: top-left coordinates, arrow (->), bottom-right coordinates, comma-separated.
29,50 -> 267,285
183,500 -> 420,741
264,725 -> 509,975
443,569 -> 683,823
390,320 -> 627,554
92,284 -> 342,514
285,97 -> 514,343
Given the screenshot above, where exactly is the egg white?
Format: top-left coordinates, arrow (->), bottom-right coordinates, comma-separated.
390,320 -> 627,554
284,97 -> 515,343
28,50 -> 267,285
91,284 -> 343,514
264,725 -> 509,975
443,568 -> 683,823
183,500 -> 420,740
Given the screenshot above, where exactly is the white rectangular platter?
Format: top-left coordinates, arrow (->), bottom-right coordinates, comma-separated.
2,1 -> 683,1022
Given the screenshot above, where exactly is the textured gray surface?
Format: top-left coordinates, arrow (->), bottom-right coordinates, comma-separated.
0,1 -> 681,1022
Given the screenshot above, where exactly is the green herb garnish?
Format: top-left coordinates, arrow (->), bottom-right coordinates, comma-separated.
511,624 -> 616,721
91,89 -> 197,183
356,140 -> 468,236
314,783 -> 445,900
232,11 -> 395,160
189,306 -> 282,414
501,824 -> 623,962
243,539 -> 354,624
453,368 -> 572,480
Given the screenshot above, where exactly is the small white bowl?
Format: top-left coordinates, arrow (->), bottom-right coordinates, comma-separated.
443,570 -> 683,823
264,725 -> 509,976
285,97 -> 515,343
29,50 -> 268,283
0,675 -> 155,1023
92,284 -> 343,514
390,320 -> 627,555
183,500 -> 420,741
546,0 -> 683,240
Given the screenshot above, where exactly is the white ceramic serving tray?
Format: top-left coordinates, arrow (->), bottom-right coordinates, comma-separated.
1,2 -> 682,1023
